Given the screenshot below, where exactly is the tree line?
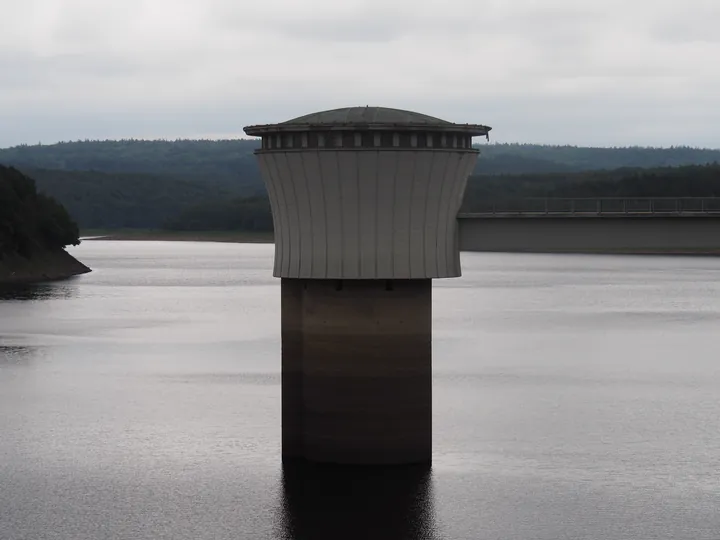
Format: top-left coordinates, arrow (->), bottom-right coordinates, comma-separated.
174,163 -> 720,232
3,139 -> 720,184
27,168 -> 248,229
460,164 -> 720,212
14,162 -> 720,233
0,166 -> 79,257
3,139 -> 720,233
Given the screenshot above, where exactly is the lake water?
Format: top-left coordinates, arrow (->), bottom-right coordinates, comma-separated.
2,241 -> 720,540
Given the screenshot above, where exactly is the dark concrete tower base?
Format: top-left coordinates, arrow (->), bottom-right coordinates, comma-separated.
281,279 -> 432,465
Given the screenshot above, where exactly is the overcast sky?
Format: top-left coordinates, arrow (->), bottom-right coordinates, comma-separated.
1,0 -> 718,148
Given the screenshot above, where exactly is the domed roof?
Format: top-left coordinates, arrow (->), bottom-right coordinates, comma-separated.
244,106 -> 491,136
282,106 -> 451,126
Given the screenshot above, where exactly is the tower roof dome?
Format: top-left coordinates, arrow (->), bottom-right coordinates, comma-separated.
244,106 -> 490,136
282,106 -> 452,126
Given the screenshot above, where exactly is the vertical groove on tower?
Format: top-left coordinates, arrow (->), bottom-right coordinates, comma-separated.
424,151 -> 443,277
316,151 -> 329,278
272,152 -> 302,277
358,152 -> 378,278
394,153 -> 414,278
258,155 -> 279,275
301,151 -> 325,277
411,152 -> 433,279
280,153 -> 305,278
437,153 -> 463,276
374,152 -> 380,278
449,154 -> 475,275
387,151 -> 400,277
266,154 -> 291,277
334,151 -> 344,277
320,152 -> 342,278
296,153 -> 314,277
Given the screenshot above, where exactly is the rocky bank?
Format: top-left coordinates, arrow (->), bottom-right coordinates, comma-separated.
0,249 -> 90,284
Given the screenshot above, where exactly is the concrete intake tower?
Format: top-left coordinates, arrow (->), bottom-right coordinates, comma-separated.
244,106 -> 491,465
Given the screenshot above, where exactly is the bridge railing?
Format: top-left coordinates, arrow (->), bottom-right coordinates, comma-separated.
461,197 -> 720,216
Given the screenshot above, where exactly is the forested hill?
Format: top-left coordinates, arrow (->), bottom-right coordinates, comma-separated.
478,144 -> 720,173
2,139 -> 720,232
461,164 -> 720,213
27,168 -> 246,229
0,165 -> 89,285
161,164 -> 720,233
0,140 -> 262,193
1,140 -> 719,183
0,165 -> 80,256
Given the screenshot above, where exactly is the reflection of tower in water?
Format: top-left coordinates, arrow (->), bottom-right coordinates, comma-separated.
278,463 -> 437,540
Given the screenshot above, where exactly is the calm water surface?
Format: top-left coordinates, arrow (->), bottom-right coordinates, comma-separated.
2,241 -> 720,539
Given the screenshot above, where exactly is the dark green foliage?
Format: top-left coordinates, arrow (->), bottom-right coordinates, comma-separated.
461,164 -> 720,212
35,194 -> 80,248
477,144 -> 720,173
166,164 -> 720,230
0,139 -> 261,192
2,140 -> 720,193
164,197 -> 272,232
2,139 -> 720,233
0,165 -> 79,257
474,154 -> 574,174
27,168 -> 247,229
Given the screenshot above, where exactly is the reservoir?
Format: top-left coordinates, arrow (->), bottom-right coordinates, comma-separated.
2,241 -> 720,539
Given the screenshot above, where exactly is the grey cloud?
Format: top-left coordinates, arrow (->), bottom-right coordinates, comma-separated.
206,0 -> 489,42
209,3 -> 604,45
653,21 -> 720,44
0,0 -> 719,148
0,53 -> 144,83
648,1 -> 720,43
3,89 -> 718,149
273,16 -> 410,43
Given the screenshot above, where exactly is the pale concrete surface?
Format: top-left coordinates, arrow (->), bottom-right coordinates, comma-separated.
260,150 -> 476,279
458,216 -> 720,253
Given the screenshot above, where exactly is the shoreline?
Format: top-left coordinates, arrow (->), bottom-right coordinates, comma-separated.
79,230 -> 720,256
80,230 -> 274,243
0,249 -> 91,285
465,248 -> 720,256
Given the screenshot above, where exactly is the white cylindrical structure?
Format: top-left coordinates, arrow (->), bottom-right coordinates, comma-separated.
245,107 -> 491,279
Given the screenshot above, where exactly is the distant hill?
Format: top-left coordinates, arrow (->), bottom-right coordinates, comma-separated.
166,163 -> 720,231
135,164 -> 720,233
0,139 -> 261,192
165,196 -> 272,233
2,139 -> 720,231
461,164 -> 720,213
477,144 -> 720,173
2,140 -> 719,185
27,168 -> 247,229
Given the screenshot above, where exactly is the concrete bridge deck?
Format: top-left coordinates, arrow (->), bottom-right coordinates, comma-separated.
457,198 -> 720,254
459,197 -> 720,218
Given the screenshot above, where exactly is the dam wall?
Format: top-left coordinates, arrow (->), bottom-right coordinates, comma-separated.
458,216 -> 720,254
